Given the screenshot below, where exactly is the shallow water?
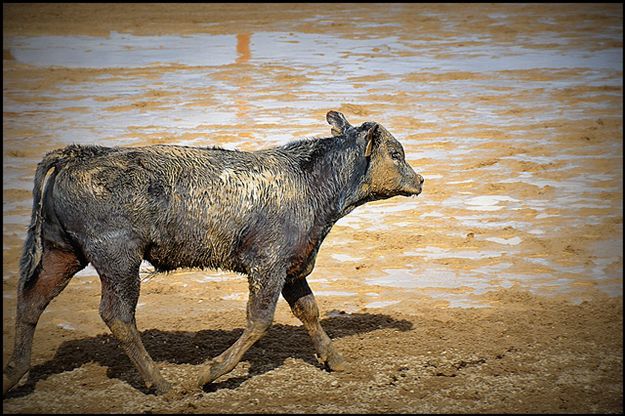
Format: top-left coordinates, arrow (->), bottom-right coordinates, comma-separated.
2,5 -> 622,309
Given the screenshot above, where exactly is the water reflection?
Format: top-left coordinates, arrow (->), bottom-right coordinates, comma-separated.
8,32 -> 238,67
2,18 -> 622,307
235,32 -> 252,122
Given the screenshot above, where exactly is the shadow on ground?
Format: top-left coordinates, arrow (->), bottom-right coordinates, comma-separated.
6,313 -> 413,397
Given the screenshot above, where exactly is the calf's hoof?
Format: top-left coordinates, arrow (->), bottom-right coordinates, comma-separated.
3,374 -> 15,396
197,362 -> 221,387
153,379 -> 172,395
317,349 -> 346,372
145,372 -> 172,395
3,370 -> 25,397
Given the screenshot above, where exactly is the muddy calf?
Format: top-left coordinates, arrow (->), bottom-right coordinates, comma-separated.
3,111 -> 424,395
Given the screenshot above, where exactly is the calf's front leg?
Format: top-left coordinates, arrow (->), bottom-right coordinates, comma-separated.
282,277 -> 345,371
198,266 -> 285,387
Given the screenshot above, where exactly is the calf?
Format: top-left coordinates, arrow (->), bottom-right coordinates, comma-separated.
3,111 -> 424,395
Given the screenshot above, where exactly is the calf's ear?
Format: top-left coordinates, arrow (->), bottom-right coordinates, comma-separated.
326,111 -> 352,136
364,123 -> 380,157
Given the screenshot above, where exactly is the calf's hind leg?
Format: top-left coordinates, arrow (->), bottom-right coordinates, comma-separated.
282,277 -> 345,371
3,247 -> 86,395
93,255 -> 171,394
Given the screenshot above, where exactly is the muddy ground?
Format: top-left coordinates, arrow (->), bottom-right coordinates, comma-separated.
2,3 -> 623,414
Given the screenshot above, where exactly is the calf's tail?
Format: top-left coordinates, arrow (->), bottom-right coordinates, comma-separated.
19,149 -> 67,288
19,144 -> 110,289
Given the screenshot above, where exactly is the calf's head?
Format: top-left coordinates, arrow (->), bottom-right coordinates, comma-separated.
327,110 -> 424,200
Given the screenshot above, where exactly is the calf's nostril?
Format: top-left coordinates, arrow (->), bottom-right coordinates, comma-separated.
417,174 -> 424,185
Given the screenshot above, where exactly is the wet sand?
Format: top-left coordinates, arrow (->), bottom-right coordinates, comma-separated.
2,3 -> 623,413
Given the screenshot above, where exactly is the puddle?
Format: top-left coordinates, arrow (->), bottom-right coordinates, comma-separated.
331,253 -> 364,262
2,13 -> 622,310
72,261 -> 157,278
472,262 -> 514,274
484,236 -> 522,245
365,267 -> 488,291
424,292 -> 491,309
2,215 -> 30,226
56,322 -> 76,331
525,258 -> 586,275
314,290 -> 358,297
442,195 -> 525,213
221,293 -> 247,301
73,265 -> 99,278
404,246 -> 507,260
194,275 -> 237,283
9,32 -> 239,68
364,300 -> 400,309
364,268 -> 499,308
464,195 -> 520,211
